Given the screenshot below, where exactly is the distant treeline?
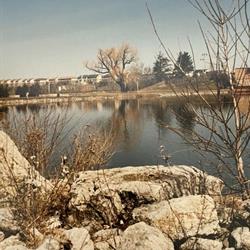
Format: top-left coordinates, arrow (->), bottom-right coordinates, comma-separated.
0,83 -> 41,98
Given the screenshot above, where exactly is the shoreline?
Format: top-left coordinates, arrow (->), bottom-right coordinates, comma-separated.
0,89 -> 230,108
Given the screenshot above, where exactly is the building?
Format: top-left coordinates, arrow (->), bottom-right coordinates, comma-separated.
233,68 -> 250,85
233,68 -> 250,94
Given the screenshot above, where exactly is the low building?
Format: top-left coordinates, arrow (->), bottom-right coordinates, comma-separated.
34,78 -> 48,85
233,68 -> 250,94
233,68 -> 250,85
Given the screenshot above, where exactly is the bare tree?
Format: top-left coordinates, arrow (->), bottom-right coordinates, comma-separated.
147,0 -> 250,197
186,0 -> 250,197
86,44 -> 137,92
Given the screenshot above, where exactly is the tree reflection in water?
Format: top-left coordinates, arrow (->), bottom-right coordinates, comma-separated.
110,99 -> 142,151
1,97 -> 248,182
172,103 -> 196,134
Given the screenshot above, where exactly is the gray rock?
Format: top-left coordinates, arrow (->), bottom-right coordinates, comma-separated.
180,237 -> 223,250
63,227 -> 94,250
133,195 -> 220,240
231,227 -> 250,250
36,237 -> 60,250
120,222 -> 174,250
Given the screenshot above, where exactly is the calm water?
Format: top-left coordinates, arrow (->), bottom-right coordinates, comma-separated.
0,97 -> 249,184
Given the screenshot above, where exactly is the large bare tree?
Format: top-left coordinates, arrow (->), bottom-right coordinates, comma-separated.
86,44 -> 137,92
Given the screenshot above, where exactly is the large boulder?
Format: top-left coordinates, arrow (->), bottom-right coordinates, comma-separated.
70,165 -> 223,211
69,165 -> 223,228
0,131 -> 51,202
120,222 -> 174,250
133,195 -> 220,240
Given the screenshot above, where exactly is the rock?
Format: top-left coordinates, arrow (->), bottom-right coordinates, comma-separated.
63,227 -> 94,250
36,237 -> 60,250
234,199 -> 250,227
69,165 -> 223,228
94,236 -> 121,250
86,190 -> 123,226
231,227 -> 250,250
93,228 -> 122,242
0,208 -> 19,236
93,228 -> 122,250
70,165 -> 223,211
217,197 -> 250,228
133,195 -> 220,240
120,222 -> 174,250
180,237 -> 223,250
95,241 -> 111,250
0,235 -> 27,250
5,246 -> 29,250
0,131 -> 51,202
79,220 -> 103,235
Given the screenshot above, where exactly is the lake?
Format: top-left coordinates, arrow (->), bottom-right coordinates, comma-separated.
0,96 -> 249,186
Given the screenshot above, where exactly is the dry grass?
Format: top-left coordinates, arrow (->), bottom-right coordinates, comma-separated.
0,109 -> 116,247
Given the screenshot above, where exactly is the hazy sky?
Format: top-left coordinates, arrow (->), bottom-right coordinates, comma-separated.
1,0 -> 212,79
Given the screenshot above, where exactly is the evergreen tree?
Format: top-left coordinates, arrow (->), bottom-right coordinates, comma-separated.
174,51 -> 194,77
153,52 -> 172,81
30,83 -> 41,97
0,85 -> 9,98
16,84 -> 29,97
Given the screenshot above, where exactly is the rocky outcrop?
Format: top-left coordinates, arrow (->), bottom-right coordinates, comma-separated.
1,130 -> 249,250
69,165 -> 223,228
70,165 -> 223,210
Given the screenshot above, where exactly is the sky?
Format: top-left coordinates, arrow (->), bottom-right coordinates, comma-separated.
0,0 -> 222,79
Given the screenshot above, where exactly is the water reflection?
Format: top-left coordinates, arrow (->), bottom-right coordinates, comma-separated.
172,103 -> 196,133
1,97 -> 249,181
0,107 -> 8,122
